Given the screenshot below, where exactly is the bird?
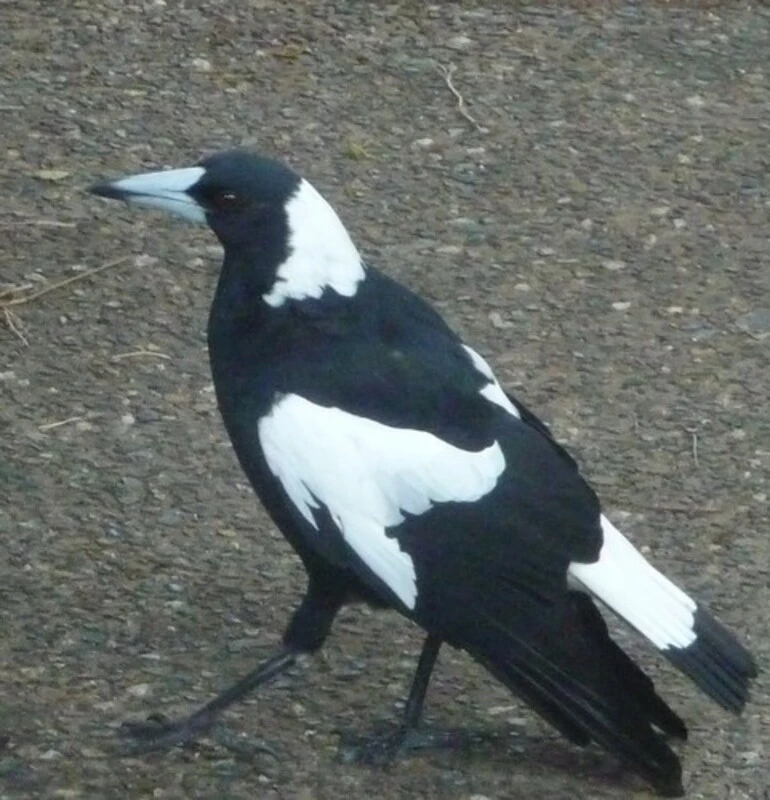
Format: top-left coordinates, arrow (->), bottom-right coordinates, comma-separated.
90,150 -> 757,797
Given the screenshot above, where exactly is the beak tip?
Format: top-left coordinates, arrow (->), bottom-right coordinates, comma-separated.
89,181 -> 123,200
87,167 -> 207,223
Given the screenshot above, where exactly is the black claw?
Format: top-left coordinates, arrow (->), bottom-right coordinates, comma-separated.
145,712 -> 171,727
117,714 -> 203,754
116,713 -> 282,763
337,729 -> 405,767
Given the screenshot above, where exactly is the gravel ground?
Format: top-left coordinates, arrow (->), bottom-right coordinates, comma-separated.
1,2 -> 768,799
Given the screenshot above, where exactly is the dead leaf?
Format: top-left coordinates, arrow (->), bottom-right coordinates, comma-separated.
35,169 -> 71,182
274,43 -> 307,60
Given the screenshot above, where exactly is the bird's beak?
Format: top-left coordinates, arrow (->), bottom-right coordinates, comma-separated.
89,166 -> 207,224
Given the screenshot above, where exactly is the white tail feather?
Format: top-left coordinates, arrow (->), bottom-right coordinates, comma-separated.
568,516 -> 697,650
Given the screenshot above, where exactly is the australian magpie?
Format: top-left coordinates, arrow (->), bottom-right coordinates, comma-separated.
90,150 -> 757,796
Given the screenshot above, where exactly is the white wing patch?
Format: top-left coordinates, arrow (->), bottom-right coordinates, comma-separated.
263,179 -> 366,307
568,516 -> 697,650
462,345 -> 521,418
258,394 -> 506,609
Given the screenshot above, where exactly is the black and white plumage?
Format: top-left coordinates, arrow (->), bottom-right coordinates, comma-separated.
90,151 -> 757,796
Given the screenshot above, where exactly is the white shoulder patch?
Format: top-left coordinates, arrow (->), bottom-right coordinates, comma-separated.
263,179 -> 366,307
462,345 -> 520,418
258,394 -> 506,609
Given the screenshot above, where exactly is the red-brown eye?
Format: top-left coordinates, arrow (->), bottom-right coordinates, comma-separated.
211,190 -> 242,211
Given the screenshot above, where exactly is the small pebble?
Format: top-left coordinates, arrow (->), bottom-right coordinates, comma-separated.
489,311 -> 513,329
736,309 -> 770,338
446,35 -> 473,50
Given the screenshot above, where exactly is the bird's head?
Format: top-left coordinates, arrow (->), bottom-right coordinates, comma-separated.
90,150 -> 299,244
90,150 -> 364,306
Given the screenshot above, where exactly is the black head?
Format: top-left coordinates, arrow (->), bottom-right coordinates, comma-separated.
90,149 -> 365,307
90,150 -> 301,249
190,151 -> 301,248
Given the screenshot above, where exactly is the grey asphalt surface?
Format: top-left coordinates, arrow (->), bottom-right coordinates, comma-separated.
1,2 -> 768,798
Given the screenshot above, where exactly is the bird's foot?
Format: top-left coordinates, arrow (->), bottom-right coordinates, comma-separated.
337,725 -> 490,766
117,712 -> 280,761
118,712 -> 208,754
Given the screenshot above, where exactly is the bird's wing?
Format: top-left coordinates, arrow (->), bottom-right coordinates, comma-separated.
256,311 -> 603,612
258,388 -> 510,610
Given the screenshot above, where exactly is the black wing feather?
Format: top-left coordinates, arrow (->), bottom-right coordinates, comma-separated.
458,589 -> 687,797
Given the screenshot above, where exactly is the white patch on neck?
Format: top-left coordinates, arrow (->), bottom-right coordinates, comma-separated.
262,179 -> 365,307
258,394 -> 506,609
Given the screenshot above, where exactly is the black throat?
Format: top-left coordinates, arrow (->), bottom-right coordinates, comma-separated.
208,261 -> 373,422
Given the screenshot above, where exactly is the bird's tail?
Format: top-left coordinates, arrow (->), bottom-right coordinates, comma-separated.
568,516 -> 757,713
467,590 -> 688,797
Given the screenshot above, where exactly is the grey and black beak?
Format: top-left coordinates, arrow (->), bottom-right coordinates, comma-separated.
89,165 -> 207,224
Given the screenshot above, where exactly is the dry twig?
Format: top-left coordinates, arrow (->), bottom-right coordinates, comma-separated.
112,350 -> 171,361
436,62 -> 483,132
1,255 -> 132,344
2,255 -> 131,308
2,308 -> 28,345
39,416 -> 84,432
0,283 -> 34,300
0,219 -> 76,229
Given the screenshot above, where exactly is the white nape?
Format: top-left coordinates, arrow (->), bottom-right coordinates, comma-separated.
263,179 -> 366,307
108,166 -> 207,223
568,515 -> 697,650
258,394 -> 506,609
463,345 -> 521,418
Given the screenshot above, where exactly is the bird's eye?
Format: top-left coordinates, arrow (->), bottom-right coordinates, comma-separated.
212,190 -> 241,211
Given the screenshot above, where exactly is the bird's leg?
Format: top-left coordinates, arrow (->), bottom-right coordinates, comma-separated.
339,633 -> 454,764
118,580 -> 343,755
118,646 -> 298,753
399,632 -> 441,735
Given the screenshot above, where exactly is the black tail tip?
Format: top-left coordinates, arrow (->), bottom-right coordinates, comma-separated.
665,606 -> 757,713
